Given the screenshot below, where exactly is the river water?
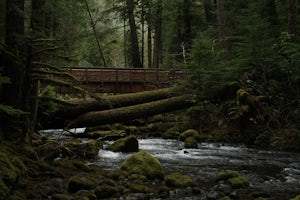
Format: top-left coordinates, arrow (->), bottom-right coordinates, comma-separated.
91,138 -> 300,199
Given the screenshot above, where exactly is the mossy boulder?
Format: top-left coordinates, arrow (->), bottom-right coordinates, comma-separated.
128,183 -> 152,193
54,159 -> 90,172
94,185 -> 118,199
0,152 -> 27,184
228,177 -> 249,189
184,137 -> 198,149
68,175 -> 96,193
162,127 -> 181,139
37,140 -> 61,160
74,190 -> 96,200
120,150 -> 164,180
290,195 -> 300,200
165,172 -> 195,188
179,129 -> 199,141
216,170 -> 239,182
106,135 -> 139,152
61,139 -> 103,159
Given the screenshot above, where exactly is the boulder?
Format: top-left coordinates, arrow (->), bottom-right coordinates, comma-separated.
94,185 -> 118,199
68,175 -> 96,193
61,139 -> 103,159
162,127 -> 180,139
120,150 -> 164,180
165,172 -> 195,188
179,129 -> 199,141
216,170 -> 239,182
290,195 -> 300,200
184,137 -> 198,149
228,177 -> 249,189
106,135 -> 139,152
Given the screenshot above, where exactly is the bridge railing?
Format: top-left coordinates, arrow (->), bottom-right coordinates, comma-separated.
65,67 -> 183,83
59,67 -> 184,93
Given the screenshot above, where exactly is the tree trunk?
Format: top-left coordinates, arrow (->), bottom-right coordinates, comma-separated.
289,0 -> 298,39
67,95 -> 195,128
147,3 -> 153,68
153,0 -> 162,68
216,0 -> 229,60
126,0 -> 142,68
1,0 -> 28,141
203,0 -> 214,24
41,87 -> 183,128
0,0 -> 5,45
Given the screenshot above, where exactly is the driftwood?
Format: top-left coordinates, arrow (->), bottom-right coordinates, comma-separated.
67,95 -> 195,128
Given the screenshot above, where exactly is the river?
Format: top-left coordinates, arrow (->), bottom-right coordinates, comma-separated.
90,138 -> 300,200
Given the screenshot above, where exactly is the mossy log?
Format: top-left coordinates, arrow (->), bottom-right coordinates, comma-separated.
59,87 -> 181,117
67,95 -> 195,128
42,87 -> 184,128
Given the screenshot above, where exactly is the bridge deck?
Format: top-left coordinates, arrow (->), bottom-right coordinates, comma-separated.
59,67 -> 184,93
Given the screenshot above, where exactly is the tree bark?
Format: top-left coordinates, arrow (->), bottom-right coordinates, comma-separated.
126,0 -> 142,68
0,0 -> 5,45
289,0 -> 298,39
42,87 -> 183,128
1,0 -> 27,141
146,2 -> 153,68
153,0 -> 162,68
67,95 -> 195,128
216,0 -> 229,60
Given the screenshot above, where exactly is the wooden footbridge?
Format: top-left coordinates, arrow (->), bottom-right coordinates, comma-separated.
59,67 -> 184,93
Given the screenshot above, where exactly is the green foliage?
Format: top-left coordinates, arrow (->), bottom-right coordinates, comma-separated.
38,86 -> 58,117
0,105 -> 27,116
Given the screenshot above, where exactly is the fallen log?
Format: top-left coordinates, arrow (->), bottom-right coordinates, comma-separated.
56,87 -> 182,119
67,95 -> 196,128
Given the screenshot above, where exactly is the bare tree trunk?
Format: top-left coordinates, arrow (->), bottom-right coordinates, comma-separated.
146,2 -> 152,68
153,0 -> 162,68
1,0 -> 28,141
147,24 -> 152,68
85,0 -> 107,67
0,0 -> 5,45
67,95 -> 195,128
289,0 -> 298,39
216,0 -> 229,60
126,0 -> 142,68
203,0 -> 214,24
141,0 -> 145,68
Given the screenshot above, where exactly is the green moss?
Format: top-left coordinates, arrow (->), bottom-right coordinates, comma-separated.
120,150 -> 164,180
0,180 -> 9,200
61,139 -> 103,159
184,137 -> 198,149
0,152 -> 18,183
106,169 -> 128,181
95,185 -> 118,199
179,129 -> 199,141
128,174 -> 148,182
74,190 -> 96,200
68,175 -> 96,193
106,135 -> 139,152
216,170 -> 239,182
290,195 -> 300,200
165,172 -> 195,188
162,127 -> 180,139
129,183 -> 151,193
54,159 -> 90,172
228,177 -> 249,189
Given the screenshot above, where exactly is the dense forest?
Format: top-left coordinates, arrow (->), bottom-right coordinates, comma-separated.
0,0 -> 300,199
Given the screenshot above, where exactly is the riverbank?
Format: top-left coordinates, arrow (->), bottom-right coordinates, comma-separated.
1,109 -> 300,199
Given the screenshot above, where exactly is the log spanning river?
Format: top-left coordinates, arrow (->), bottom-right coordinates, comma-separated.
90,138 -> 300,200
